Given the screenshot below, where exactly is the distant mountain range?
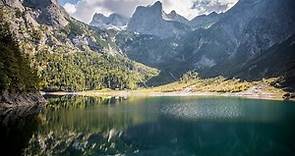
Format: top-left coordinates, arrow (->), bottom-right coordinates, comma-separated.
90,1 -> 222,38
1,0 -> 295,91
107,0 -> 295,87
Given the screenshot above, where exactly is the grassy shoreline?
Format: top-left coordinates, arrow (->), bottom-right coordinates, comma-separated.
41,91 -> 285,101
41,85 -> 289,101
41,77 -> 293,101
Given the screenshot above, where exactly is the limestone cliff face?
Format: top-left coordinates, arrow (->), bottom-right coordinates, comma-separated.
164,10 -> 189,25
1,0 -> 25,10
2,0 -> 69,27
90,13 -> 129,30
189,0 -> 295,76
189,12 -> 221,30
127,1 -> 190,38
117,0 -> 295,84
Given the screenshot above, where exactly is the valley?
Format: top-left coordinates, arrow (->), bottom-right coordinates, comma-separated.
1,0 -> 295,107
1,1 -> 295,155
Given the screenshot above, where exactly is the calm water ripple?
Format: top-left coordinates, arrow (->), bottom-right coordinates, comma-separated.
1,96 -> 295,156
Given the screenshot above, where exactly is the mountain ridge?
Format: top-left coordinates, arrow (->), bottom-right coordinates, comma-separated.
127,1 -> 190,38
90,13 -> 129,30
189,11 -> 222,30
1,0 -> 295,91
115,0 -> 295,87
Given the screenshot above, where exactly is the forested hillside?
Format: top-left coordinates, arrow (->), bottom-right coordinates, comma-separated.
0,23 -> 39,92
35,51 -> 158,91
0,0 -> 158,92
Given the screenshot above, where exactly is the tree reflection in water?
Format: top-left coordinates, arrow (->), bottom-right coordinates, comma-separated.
2,96 -> 295,155
0,106 -> 41,155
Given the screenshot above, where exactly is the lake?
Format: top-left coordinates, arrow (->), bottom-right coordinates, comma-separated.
1,96 -> 295,156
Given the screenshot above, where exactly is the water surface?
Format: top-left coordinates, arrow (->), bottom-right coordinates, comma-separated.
1,96 -> 295,155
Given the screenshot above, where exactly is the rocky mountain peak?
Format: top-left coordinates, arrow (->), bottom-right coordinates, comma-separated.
93,13 -> 105,18
90,13 -> 129,30
23,0 -> 58,8
151,1 -> 162,9
127,1 -> 189,38
109,13 -> 122,18
147,1 -> 163,17
189,11 -> 221,30
168,10 -> 177,17
208,11 -> 218,16
2,0 -> 69,27
165,10 -> 188,24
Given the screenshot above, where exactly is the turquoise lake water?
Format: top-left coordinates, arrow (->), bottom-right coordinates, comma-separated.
1,96 -> 295,155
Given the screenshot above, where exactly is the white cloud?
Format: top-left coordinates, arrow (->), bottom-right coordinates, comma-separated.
63,2 -> 77,14
162,0 -> 197,20
62,0 -> 238,23
162,0 -> 238,20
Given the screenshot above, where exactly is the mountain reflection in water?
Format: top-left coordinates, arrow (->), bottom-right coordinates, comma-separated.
1,96 -> 295,156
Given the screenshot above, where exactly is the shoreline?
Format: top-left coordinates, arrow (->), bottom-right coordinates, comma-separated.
0,92 -> 47,109
41,90 -> 291,101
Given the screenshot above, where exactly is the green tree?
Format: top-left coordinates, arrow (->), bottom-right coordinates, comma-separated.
0,23 -> 39,92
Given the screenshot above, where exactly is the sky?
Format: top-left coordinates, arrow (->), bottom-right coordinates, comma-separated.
59,0 -> 239,23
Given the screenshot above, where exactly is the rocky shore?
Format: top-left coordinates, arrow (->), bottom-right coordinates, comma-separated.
0,91 -> 47,108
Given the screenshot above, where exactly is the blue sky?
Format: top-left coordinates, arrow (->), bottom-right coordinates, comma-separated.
59,0 -> 238,23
